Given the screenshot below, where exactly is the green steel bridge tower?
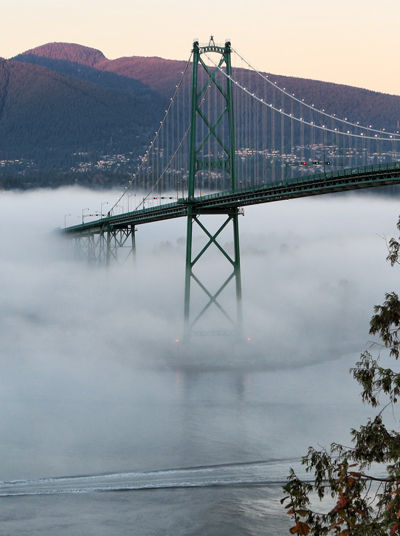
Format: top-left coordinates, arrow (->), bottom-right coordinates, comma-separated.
184,39 -> 242,340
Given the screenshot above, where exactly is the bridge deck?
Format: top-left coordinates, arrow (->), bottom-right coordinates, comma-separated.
63,162 -> 400,236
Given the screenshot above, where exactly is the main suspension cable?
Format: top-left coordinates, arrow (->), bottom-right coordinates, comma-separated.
232,48 -> 400,139
204,53 -> 400,143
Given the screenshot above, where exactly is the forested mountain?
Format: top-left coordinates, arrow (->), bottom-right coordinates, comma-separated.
0,42 -> 399,189
0,58 -> 162,157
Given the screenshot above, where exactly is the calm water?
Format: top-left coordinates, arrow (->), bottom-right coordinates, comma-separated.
0,353 -> 372,535
1,190 -> 399,534
0,487 -> 291,535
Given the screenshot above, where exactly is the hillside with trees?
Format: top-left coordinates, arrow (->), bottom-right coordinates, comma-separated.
0,42 -> 398,189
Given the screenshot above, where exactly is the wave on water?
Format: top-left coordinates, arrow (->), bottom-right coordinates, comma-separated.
0,459 -> 305,497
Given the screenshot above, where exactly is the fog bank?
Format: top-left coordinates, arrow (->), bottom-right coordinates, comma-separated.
0,187 -> 399,480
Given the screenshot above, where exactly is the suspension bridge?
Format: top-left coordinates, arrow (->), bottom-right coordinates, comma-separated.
63,38 -> 400,340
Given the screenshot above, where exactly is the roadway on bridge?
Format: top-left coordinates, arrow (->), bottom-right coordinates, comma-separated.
64,162 -> 400,236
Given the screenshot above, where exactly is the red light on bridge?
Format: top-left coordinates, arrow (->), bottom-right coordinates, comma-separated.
301,161 -> 307,166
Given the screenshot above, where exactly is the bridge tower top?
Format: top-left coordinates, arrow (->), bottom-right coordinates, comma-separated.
188,38 -> 236,199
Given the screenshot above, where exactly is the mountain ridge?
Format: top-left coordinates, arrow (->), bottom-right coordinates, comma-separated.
20,42 -> 106,67
17,41 -> 400,98
17,42 -> 190,96
15,42 -> 400,130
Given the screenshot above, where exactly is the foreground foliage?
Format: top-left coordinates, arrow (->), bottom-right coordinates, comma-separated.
282,217 -> 400,535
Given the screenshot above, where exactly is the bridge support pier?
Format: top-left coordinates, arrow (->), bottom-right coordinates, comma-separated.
105,225 -> 136,265
183,207 -> 243,340
72,225 -> 137,265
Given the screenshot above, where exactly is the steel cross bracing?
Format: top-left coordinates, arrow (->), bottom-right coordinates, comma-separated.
188,40 -> 236,197
184,206 -> 243,339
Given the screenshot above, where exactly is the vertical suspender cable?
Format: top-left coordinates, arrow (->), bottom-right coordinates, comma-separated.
281,90 -> 285,181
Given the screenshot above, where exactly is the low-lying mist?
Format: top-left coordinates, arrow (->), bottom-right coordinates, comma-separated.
0,187 -> 399,481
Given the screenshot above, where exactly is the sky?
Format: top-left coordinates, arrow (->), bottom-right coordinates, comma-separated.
2,0 -> 399,95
